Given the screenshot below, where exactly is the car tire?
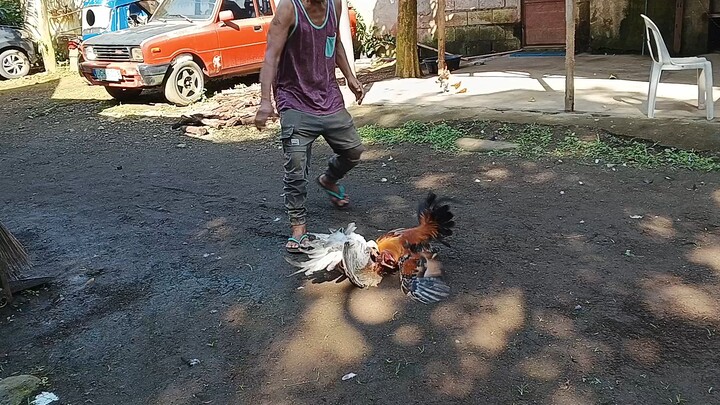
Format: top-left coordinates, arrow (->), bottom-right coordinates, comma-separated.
105,86 -> 143,102
0,49 -> 31,80
164,59 -> 205,106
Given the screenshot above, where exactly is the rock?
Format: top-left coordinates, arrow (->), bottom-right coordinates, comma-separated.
182,126 -> 210,137
0,375 -> 42,405
456,138 -> 519,152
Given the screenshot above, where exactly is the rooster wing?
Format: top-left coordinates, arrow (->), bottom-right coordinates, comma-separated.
398,249 -> 451,304
286,223 -> 381,288
341,239 -> 382,288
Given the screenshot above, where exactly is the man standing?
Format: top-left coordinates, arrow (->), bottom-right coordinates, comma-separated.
254,0 -> 365,253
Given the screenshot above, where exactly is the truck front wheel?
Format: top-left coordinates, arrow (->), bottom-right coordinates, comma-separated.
105,87 -> 142,102
164,59 -> 205,106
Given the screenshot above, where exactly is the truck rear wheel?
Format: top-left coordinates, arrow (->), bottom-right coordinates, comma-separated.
105,87 -> 142,102
164,59 -> 204,106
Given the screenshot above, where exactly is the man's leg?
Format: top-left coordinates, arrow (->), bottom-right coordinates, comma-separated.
280,110 -> 316,250
318,109 -> 365,207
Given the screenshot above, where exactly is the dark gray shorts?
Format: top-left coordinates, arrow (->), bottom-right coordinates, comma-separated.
279,108 -> 362,151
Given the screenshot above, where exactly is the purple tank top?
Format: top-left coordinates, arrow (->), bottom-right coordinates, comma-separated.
273,0 -> 345,116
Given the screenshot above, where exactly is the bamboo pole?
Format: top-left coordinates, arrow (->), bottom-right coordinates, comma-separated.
564,0 -> 575,112
437,0 -> 446,72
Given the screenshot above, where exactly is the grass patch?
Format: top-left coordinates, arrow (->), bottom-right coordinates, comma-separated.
359,121 -> 465,151
358,120 -> 720,172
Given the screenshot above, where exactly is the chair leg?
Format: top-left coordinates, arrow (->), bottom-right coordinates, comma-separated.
647,64 -> 661,118
698,68 -> 706,110
704,62 -> 714,120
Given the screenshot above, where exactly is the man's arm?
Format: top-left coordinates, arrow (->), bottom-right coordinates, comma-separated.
333,0 -> 364,103
255,0 -> 294,129
258,0 -> 294,105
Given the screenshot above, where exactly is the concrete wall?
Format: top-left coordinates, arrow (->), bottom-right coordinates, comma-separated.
422,0 -> 522,55
351,0 -> 521,55
589,0 -> 709,56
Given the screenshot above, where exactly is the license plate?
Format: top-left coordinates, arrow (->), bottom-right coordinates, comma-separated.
93,68 -> 121,82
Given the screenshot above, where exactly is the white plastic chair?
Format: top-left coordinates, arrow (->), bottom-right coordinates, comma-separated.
641,14 -> 714,120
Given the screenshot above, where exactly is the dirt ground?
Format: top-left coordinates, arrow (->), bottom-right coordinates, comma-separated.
1,71 -> 720,405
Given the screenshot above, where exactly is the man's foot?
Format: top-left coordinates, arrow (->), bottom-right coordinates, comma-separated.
286,224 -> 310,253
317,174 -> 350,208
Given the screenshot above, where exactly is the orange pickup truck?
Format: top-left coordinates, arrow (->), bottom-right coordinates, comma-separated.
80,0 -> 358,105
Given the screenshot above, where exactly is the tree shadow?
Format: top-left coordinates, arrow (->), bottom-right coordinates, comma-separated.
0,70 -> 719,405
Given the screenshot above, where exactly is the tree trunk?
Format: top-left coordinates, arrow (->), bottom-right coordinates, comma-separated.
36,0 -> 56,72
395,0 -> 421,78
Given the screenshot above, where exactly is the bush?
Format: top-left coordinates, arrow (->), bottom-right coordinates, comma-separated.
0,0 -> 23,27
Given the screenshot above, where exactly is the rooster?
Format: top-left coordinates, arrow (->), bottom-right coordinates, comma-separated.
436,67 -> 465,94
286,193 -> 455,304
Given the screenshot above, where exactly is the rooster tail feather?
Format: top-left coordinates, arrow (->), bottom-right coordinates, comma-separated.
417,192 -> 455,238
402,276 -> 451,304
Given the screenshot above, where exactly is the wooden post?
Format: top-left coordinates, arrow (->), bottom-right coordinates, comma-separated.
437,0 -> 446,72
673,0 -> 683,54
564,0 -> 575,112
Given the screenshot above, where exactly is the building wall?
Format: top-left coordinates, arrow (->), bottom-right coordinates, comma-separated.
421,0 -> 522,55
352,0 -> 709,58
589,0 -> 708,56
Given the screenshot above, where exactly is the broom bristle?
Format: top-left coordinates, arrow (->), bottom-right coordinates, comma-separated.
0,221 -> 31,280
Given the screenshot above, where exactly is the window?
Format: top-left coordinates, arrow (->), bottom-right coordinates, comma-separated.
257,0 -> 272,16
220,0 -> 257,19
153,0 -> 217,21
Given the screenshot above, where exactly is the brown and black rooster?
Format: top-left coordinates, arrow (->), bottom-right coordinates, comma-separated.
287,192 -> 455,304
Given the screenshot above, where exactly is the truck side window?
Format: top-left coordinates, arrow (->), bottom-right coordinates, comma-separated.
257,0 -> 272,16
221,0 -> 256,19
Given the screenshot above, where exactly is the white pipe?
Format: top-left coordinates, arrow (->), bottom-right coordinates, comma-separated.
339,0 -> 356,76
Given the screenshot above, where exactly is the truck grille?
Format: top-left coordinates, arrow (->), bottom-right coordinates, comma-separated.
93,46 -> 131,61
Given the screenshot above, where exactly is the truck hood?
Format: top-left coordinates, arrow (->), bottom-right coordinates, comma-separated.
82,21 -> 196,46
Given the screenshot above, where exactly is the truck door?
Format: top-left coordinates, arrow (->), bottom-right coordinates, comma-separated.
215,0 -> 268,73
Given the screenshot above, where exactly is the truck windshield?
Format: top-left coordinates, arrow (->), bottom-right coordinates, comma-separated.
153,0 -> 217,21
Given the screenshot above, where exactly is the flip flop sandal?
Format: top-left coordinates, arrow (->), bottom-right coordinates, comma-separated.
286,234 -> 309,254
316,177 -> 350,209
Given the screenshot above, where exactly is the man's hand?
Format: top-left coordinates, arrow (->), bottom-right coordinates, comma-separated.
254,101 -> 277,130
347,76 -> 365,105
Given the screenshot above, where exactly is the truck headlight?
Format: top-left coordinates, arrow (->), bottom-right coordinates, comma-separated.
130,47 -> 143,62
85,46 -> 97,60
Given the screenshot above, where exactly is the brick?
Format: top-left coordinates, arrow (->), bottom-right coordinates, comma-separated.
504,0 -> 519,9
467,9 -> 493,25
464,40 -> 493,56
446,40 -> 466,55
476,25 -> 510,40
492,8 -> 519,24
492,38 -> 521,52
453,0 -> 478,10
446,11 -> 469,27
477,0 -> 504,9
453,26 -> 468,42
418,13 -> 434,29
445,26 -> 457,42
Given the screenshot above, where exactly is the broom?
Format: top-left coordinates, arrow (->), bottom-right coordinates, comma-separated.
0,221 -> 31,303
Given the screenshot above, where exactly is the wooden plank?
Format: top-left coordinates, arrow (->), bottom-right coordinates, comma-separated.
673,0 -> 684,54
564,0 -> 575,112
437,0 -> 446,72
